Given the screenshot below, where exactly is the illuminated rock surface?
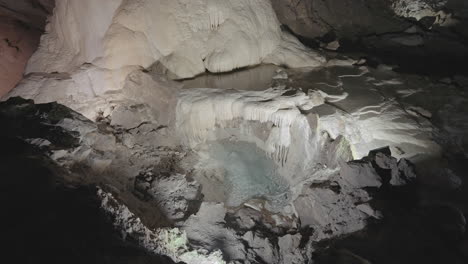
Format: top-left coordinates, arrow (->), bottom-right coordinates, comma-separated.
0,1 -> 467,263
3,57 -> 466,262
25,0 -> 324,79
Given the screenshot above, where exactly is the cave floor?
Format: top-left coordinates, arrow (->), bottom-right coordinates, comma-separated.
2,63 -> 467,264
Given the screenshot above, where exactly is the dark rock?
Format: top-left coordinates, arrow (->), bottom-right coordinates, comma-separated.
0,114 -> 176,264
0,97 -> 92,149
271,0 -> 468,76
271,0 -> 407,40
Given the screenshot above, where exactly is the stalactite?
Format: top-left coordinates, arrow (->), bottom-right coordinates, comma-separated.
176,87 -> 314,167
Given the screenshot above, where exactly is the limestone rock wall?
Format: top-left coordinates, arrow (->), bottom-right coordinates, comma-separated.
0,0 -> 53,97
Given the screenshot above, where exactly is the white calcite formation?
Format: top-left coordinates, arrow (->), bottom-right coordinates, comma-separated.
173,81 -> 424,243
1,94 -> 429,263
0,0 -> 464,258
176,87 -> 317,163
392,0 -> 457,27
4,0 -> 325,120
175,80 -> 437,184
319,99 -> 437,159
6,66 -> 179,121
26,0 -> 324,79
175,86 -> 335,198
171,66 -> 442,245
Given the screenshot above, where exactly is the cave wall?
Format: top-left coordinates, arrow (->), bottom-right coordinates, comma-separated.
271,0 -> 468,40
2,0 -> 327,121
271,0 -> 468,74
3,0 -> 468,99
270,0 -> 407,40
0,0 -> 53,97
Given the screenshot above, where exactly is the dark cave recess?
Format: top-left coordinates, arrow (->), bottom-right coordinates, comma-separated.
274,0 -> 468,77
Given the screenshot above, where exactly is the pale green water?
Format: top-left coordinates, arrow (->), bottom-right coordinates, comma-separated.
198,140 -> 290,207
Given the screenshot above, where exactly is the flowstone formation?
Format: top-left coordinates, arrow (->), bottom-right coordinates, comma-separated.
0,96 -> 419,264
2,0 -> 329,122
1,1 -> 467,263
4,0 -> 323,106
172,69 -> 438,249
0,61 -> 432,264
27,0 -> 324,76
2,58 -> 466,262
